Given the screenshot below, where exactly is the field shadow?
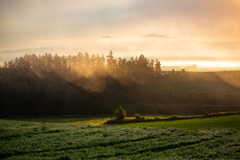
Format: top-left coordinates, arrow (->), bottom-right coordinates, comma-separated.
0,115 -> 112,123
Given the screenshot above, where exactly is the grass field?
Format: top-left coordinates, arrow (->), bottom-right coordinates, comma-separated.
2,116 -> 113,124
122,115 -> 240,130
1,115 -> 240,159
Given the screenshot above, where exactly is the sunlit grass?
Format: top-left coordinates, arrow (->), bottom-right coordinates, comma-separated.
67,117 -> 113,125
121,115 -> 240,130
2,116 -> 113,124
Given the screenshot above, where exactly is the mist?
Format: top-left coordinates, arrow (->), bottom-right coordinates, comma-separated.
1,51 -> 240,116
216,71 -> 240,88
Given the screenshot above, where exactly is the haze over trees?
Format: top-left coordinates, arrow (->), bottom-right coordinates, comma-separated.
0,51 -> 240,116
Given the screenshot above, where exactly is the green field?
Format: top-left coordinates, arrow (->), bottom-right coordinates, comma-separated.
122,115 -> 240,130
1,116 -> 113,124
1,115 -> 240,159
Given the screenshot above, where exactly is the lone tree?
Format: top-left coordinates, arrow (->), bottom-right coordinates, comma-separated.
114,106 -> 126,121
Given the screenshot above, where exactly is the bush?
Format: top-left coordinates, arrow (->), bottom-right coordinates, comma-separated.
204,112 -> 209,116
141,116 -> 145,120
170,115 -> 181,119
135,113 -> 142,120
114,106 -> 126,121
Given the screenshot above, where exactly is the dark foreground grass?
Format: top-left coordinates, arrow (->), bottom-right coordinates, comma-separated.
1,118 -> 240,159
122,115 -> 240,131
1,116 -> 112,124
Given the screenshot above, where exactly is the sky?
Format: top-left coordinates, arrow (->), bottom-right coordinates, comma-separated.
0,0 -> 240,70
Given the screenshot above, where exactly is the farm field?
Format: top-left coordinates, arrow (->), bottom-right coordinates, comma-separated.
1,115 -> 171,125
122,115 -> 240,131
1,115 -> 240,159
1,116 -> 113,124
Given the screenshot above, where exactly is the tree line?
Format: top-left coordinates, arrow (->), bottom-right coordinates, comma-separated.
0,51 -> 239,116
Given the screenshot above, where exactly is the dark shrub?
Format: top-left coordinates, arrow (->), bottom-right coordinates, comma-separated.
141,116 -> 145,120
135,113 -> 142,120
204,112 -> 209,116
114,106 -> 126,121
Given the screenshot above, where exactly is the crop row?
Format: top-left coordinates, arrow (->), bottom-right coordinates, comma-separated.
0,120 -> 239,159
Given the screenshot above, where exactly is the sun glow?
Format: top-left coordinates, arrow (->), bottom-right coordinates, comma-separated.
161,60 -> 240,71
197,61 -> 239,68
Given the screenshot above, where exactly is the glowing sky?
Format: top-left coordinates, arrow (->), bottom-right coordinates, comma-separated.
0,0 -> 240,70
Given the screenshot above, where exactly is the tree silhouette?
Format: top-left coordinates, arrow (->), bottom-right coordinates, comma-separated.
0,50 -> 236,116
114,106 -> 127,121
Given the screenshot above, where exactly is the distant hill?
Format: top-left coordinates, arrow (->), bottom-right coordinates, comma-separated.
1,52 -> 240,116
142,33 -> 169,39
170,71 -> 240,97
98,35 -> 112,39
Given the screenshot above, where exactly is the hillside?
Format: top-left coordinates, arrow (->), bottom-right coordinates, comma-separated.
0,53 -> 240,116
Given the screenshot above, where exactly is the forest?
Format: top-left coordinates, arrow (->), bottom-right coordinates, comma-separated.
0,51 -> 240,116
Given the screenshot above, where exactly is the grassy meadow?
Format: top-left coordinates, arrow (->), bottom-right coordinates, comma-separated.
122,115 -> 240,130
2,116 -> 113,125
1,115 -> 240,159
